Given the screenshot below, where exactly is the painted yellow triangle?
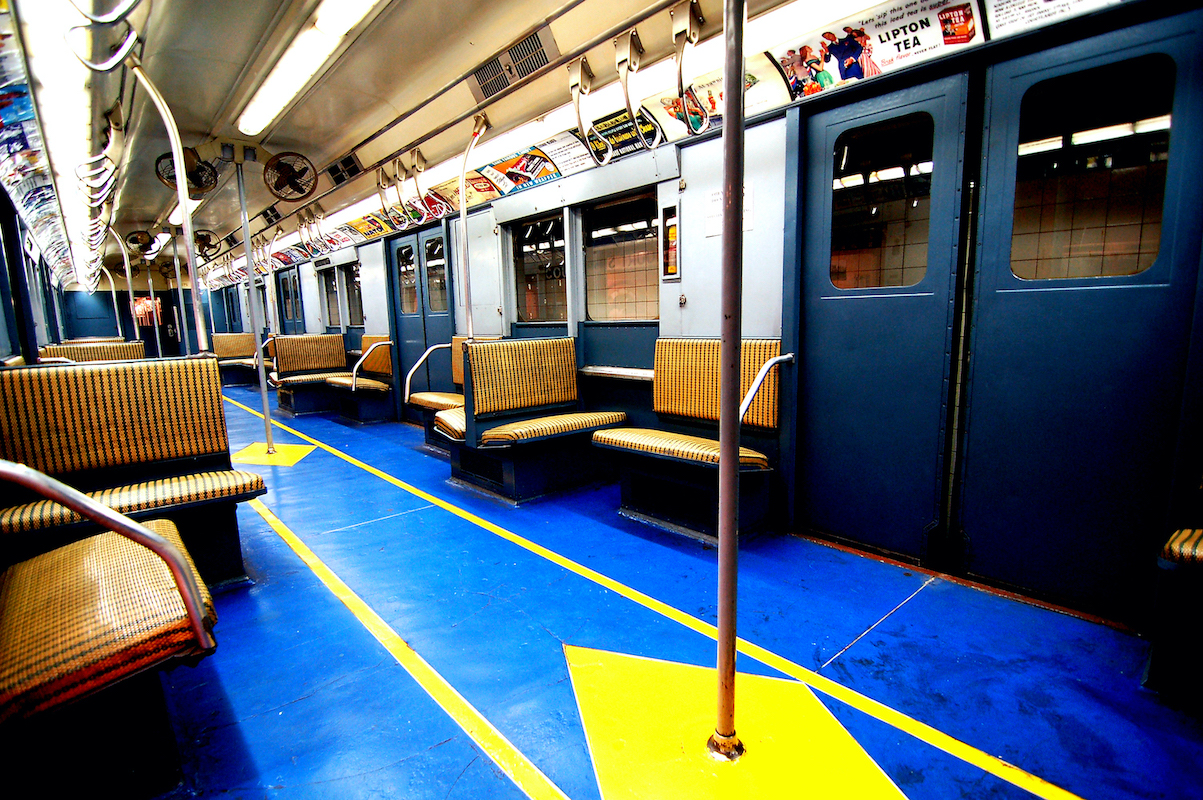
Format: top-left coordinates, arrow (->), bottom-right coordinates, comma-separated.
231,442 -> 315,466
565,645 -> 907,799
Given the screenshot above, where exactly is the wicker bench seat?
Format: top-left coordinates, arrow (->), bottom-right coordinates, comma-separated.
38,340 -> 145,362
212,332 -> 260,385
0,357 -> 266,584
324,336 -> 395,422
270,334 -> 351,414
441,337 -> 626,501
591,338 -> 784,541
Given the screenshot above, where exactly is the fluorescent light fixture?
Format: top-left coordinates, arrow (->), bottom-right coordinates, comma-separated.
1134,114 -> 1171,133
1018,136 -> 1062,156
237,0 -> 385,136
876,167 -> 906,181
841,174 -> 865,188
167,197 -> 203,226
1071,123 -> 1133,146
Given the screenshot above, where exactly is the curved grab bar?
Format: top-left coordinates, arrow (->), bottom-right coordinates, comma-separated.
403,342 -> 451,402
0,459 -> 214,651
65,21 -> 139,73
615,29 -> 662,151
350,340 -> 393,392
67,0 -> 144,25
569,57 -> 614,167
670,0 -> 706,136
738,353 -> 795,424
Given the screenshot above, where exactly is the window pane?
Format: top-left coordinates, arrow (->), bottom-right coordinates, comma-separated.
585,194 -> 659,320
513,216 -> 566,322
831,113 -> 933,289
345,264 -> 364,326
323,271 -> 340,326
397,245 -> 418,314
1011,57 -> 1173,280
425,237 -> 448,312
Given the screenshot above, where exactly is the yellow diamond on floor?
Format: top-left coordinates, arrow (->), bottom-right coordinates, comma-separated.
565,644 -> 906,799
232,442 -> 315,466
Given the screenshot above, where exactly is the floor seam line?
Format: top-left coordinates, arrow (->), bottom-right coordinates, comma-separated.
321,505 -> 436,534
819,577 -> 937,671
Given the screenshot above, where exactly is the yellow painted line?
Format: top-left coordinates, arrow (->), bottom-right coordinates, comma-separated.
247,498 -> 569,800
227,396 -> 1085,800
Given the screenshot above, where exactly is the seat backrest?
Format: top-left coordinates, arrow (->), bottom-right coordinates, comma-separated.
466,337 -> 576,414
39,341 -> 145,362
360,335 -> 392,376
211,332 -> 257,358
0,357 -> 229,476
450,335 -> 501,386
273,334 -> 346,374
652,338 -> 781,428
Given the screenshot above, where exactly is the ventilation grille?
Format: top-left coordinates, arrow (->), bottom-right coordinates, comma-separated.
468,26 -> 560,103
327,154 -> 362,186
223,233 -> 239,248
509,32 -> 549,79
261,205 -> 281,225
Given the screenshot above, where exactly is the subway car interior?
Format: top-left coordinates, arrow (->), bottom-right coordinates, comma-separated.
2,0 -> 1203,796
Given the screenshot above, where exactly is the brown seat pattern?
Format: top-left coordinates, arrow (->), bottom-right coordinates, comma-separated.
211,332 -> 257,359
0,471 -> 266,534
273,334 -> 347,375
3,354 -> 24,367
0,519 -> 215,723
39,341 -> 145,363
409,391 -> 465,410
434,407 -> 467,441
653,338 -> 781,428
326,375 -> 391,392
593,428 -> 770,469
273,370 -> 353,386
481,411 -> 627,445
467,338 -> 577,414
1162,529 -> 1203,566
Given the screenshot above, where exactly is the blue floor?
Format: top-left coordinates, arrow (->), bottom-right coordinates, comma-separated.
159,386 -> 1203,798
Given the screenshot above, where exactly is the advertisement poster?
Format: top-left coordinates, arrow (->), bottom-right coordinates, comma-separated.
431,172 -> 503,213
640,52 -> 791,142
770,0 -> 983,100
480,145 -> 561,195
574,108 -> 663,163
985,0 -> 1122,37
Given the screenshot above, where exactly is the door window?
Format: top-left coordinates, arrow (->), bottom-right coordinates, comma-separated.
344,264 -> 364,326
512,215 -> 567,322
321,270 -> 340,326
1010,57 -> 1173,280
830,113 -> 934,289
425,238 -> 448,312
584,194 -> 659,320
398,244 -> 418,314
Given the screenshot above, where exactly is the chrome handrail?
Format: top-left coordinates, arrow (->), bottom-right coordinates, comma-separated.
351,340 -> 392,392
738,353 -> 795,424
404,342 -> 451,402
0,460 -> 214,650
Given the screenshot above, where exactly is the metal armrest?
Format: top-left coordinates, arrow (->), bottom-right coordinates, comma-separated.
351,340 -> 393,391
0,460 -> 214,650
739,353 -> 795,425
404,343 -> 451,402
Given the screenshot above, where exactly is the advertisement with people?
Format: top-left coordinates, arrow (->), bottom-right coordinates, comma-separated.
770,0 -> 983,100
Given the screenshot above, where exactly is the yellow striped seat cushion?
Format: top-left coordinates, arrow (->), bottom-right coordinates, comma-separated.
481,411 -> 627,445
0,518 -> 215,723
326,376 -> 391,392
274,334 -> 347,374
39,341 -> 146,362
434,407 -> 467,441
468,338 -> 577,414
409,391 -> 465,411
1162,529 -> 1203,566
0,471 -> 267,534
593,428 -> 770,469
211,332 -> 256,359
653,338 -> 781,429
3,354 -> 24,367
274,370 -> 353,386
0,358 -> 228,474
359,335 -> 393,375
231,357 -> 268,369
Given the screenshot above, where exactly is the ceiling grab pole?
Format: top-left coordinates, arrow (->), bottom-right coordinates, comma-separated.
128,55 -> 210,352
171,235 -> 193,354
708,0 -> 746,763
106,227 -> 138,343
458,114 -> 489,341
235,157 -> 275,454
147,268 -> 163,358
97,265 -> 125,339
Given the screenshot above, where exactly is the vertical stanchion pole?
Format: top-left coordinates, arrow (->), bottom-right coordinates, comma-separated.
707,0 -> 746,762
458,115 -> 488,340
236,160 -> 275,454
107,228 -> 138,344
147,271 -> 163,357
171,237 -> 192,354
98,265 -> 124,339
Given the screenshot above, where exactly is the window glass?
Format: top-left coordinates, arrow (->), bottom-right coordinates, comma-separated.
830,113 -> 933,289
223,286 -> 241,331
585,194 -> 659,320
513,216 -> 566,322
1011,57 -> 1173,280
397,244 -> 418,314
344,264 -> 364,326
322,270 -> 340,326
279,273 -> 293,319
425,237 -> 448,312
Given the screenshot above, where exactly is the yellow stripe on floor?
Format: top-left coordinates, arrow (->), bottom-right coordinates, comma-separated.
226,396 -> 1085,800
247,498 -> 569,800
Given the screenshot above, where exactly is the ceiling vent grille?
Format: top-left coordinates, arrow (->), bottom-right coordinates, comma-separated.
468,26 -> 560,103
261,205 -> 281,225
327,154 -> 362,186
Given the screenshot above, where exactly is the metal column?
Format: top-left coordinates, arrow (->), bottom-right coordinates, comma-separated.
236,161 -> 275,453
